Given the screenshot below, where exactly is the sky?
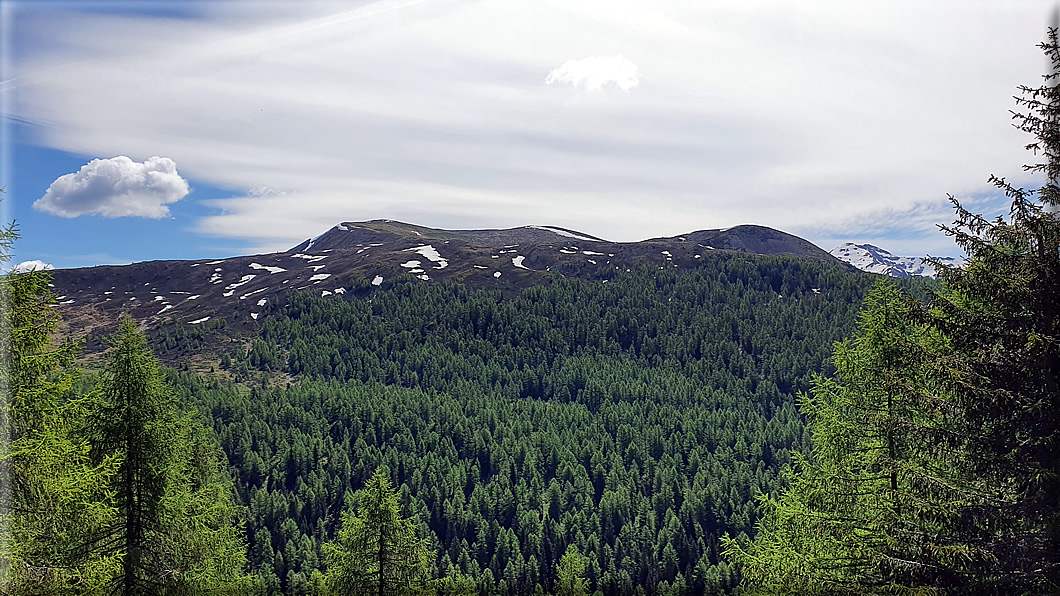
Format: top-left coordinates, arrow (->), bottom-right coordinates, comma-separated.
1,0 -> 1057,269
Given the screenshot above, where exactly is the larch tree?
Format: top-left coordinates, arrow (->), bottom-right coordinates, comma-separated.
554,545 -> 589,596
90,316 -> 249,594
723,281 -> 970,594
323,467 -> 431,595
0,212 -> 120,593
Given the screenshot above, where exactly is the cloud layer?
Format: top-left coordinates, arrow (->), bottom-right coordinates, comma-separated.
7,1 -> 1057,257
546,55 -> 641,92
34,156 -> 189,218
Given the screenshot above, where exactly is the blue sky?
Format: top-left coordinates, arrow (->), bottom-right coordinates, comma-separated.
1,0 -> 1052,270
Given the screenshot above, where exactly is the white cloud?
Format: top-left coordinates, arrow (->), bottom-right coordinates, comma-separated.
33,156 -> 189,218
6,1 -> 1058,259
11,260 -> 54,273
546,55 -> 641,92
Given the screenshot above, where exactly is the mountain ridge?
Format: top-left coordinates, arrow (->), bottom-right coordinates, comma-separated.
829,242 -> 964,278
49,220 -> 850,344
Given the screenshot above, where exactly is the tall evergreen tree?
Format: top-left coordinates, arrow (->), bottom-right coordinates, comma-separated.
728,29 -> 1060,595
90,317 -> 249,594
554,545 -> 589,596
0,214 -> 121,592
723,281 -> 969,593
928,27 -> 1060,594
323,468 -> 431,595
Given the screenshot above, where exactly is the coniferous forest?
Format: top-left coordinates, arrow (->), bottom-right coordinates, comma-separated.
3,31 -> 1060,596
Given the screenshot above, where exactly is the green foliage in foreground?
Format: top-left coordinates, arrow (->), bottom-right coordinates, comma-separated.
725,30 -> 1060,595
1,267 -> 250,591
91,318 -> 251,594
724,282 -> 970,594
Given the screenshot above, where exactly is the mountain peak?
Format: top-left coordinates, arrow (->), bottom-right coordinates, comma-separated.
829,243 -> 963,278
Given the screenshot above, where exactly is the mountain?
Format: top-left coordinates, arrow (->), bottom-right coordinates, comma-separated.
49,220 -> 849,345
41,219 -> 902,594
648,224 -> 835,262
829,243 -> 963,278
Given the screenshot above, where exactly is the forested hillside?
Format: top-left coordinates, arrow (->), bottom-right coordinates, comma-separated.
162,254 -> 906,593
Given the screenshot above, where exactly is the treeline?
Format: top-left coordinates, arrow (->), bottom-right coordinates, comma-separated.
169,254 -> 897,594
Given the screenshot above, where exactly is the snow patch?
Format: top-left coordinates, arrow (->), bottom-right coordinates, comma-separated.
251,313 -> 259,320
372,276 -> 383,286
250,262 -> 286,274
401,260 -> 422,269
321,290 -> 332,297
291,253 -> 327,263
309,273 -> 331,282
512,256 -> 528,269
189,316 -> 210,324
257,298 -> 268,307
334,287 -> 346,294
531,225 -> 600,242
224,275 -> 256,291
240,287 -> 268,300
357,243 -> 384,254
494,271 -> 502,278
404,245 -> 448,269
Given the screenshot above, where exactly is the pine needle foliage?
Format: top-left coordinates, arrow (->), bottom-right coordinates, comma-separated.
727,29 -> 1060,595
0,218 -> 121,593
928,27 -> 1060,595
90,317 -> 250,594
723,281 -> 968,594
323,468 -> 431,595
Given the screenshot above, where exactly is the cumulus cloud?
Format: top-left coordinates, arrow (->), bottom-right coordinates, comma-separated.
33,156 -> 190,218
11,260 -> 54,273
546,55 -> 641,92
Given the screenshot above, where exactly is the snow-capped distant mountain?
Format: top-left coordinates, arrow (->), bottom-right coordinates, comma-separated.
830,243 -> 963,278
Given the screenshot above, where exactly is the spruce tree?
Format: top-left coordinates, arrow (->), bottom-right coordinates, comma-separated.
928,27 -> 1060,594
323,467 -> 431,595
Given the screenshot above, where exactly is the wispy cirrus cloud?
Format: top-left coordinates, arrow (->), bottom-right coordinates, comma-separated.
6,0 -> 1055,260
